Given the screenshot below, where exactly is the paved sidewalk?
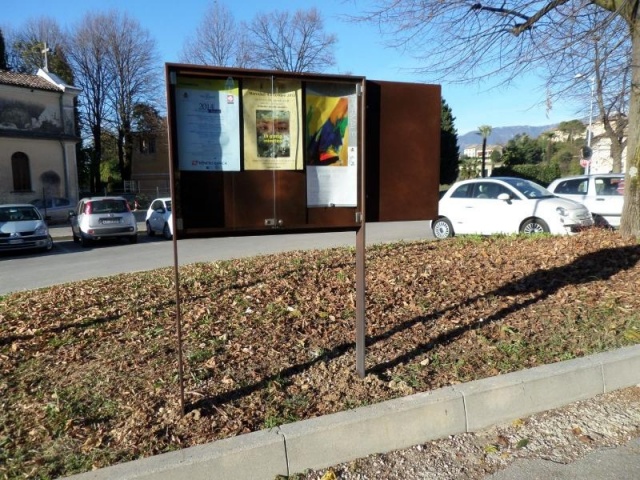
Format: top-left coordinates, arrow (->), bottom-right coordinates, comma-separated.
489,437 -> 640,480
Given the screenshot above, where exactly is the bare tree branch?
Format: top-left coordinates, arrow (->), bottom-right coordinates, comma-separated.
246,8 -> 337,73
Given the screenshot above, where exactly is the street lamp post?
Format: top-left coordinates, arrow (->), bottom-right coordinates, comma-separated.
575,73 -> 595,174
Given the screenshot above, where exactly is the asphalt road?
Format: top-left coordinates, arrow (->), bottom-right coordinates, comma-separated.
0,221 -> 434,295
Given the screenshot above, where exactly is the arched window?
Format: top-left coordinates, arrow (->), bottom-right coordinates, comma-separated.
11,152 -> 32,192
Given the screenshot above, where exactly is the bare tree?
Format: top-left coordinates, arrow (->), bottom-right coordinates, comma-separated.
66,13 -> 114,193
180,0 -> 248,67
542,6 -> 629,173
355,1 -> 640,238
103,11 -> 160,181
246,8 -> 337,72
9,17 -> 73,81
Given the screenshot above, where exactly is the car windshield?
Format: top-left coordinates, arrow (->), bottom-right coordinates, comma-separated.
0,206 -> 42,222
501,178 -> 554,199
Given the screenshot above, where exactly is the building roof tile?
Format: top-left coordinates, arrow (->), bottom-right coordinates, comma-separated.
0,69 -> 61,92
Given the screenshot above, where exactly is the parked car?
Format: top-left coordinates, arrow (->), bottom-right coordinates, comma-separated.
431,177 -> 594,239
69,196 -> 138,247
145,197 -> 173,239
30,197 -> 73,224
0,204 -> 53,253
547,173 -> 625,228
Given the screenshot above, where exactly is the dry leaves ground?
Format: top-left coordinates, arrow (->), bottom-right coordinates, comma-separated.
1,228 -> 640,479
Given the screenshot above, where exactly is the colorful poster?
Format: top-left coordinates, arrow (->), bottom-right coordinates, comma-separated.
305,83 -> 359,207
242,78 -> 303,170
175,76 -> 241,171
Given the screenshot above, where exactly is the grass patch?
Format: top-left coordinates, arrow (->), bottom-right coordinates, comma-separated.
1,229 -> 639,478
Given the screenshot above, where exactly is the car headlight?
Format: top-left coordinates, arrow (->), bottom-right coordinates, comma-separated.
556,206 -> 569,217
35,224 -> 48,235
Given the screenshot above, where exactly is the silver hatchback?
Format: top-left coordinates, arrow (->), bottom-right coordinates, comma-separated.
0,204 -> 53,253
69,197 -> 138,247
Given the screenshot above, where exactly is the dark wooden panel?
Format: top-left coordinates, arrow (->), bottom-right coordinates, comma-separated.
178,171 -> 225,229
365,81 -> 440,222
223,171 -> 308,228
308,207 -> 358,227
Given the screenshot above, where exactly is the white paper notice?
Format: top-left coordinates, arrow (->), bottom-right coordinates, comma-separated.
175,77 -> 241,171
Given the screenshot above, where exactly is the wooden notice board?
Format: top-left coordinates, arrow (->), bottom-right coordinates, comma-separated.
164,64 -> 440,238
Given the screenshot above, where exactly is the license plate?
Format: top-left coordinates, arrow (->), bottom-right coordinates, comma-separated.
101,218 -> 122,224
9,238 -> 24,244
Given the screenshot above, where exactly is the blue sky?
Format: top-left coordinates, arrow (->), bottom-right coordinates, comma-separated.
2,0 -> 582,135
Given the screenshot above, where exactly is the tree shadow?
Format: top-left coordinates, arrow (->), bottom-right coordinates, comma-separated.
370,244 -> 640,377
189,244 -> 640,414
0,311 -> 129,346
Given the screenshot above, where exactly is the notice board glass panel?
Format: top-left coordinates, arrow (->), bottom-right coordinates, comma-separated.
166,65 -> 365,238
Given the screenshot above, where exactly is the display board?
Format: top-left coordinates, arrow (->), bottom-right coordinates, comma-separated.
165,64 -> 440,238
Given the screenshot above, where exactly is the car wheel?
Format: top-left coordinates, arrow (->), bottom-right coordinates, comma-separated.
129,234 -> 139,244
80,233 -> 91,247
146,221 -> 155,237
520,218 -> 549,234
163,223 -> 172,240
43,235 -> 54,252
432,217 -> 454,239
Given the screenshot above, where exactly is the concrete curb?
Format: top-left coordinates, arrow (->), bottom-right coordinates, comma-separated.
64,345 -> 640,480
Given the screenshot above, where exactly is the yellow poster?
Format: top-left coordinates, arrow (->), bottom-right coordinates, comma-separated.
242,78 -> 303,170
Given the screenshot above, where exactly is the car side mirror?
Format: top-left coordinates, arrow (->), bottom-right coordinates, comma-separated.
68,211 -> 76,217
497,193 -> 511,201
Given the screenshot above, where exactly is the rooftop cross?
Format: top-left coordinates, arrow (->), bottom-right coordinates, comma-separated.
41,42 -> 51,71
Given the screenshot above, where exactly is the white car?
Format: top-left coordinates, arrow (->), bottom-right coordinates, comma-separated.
69,196 -> 138,247
0,204 -> 53,252
547,174 -> 624,228
145,197 -> 173,239
432,177 -> 594,239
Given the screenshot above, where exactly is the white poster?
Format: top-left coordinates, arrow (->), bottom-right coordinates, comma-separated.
175,76 -> 241,171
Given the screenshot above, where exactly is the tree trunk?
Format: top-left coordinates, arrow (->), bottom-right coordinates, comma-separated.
620,20 -> 640,238
481,138 -> 487,178
602,118 -> 625,173
91,124 -> 102,193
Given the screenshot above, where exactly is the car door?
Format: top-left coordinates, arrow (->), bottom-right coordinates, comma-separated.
440,182 -> 477,234
466,182 -> 528,234
588,176 -> 624,226
52,198 -> 72,223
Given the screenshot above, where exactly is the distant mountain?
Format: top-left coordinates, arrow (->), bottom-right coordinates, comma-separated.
458,124 -> 558,150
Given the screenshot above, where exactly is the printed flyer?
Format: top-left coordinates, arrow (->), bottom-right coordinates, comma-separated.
305,82 -> 359,207
242,78 -> 303,170
175,76 -> 241,171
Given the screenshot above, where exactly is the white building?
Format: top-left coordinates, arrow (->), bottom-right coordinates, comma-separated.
586,119 -> 627,174
0,68 -> 81,205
